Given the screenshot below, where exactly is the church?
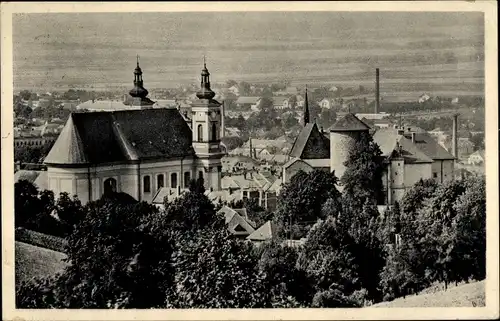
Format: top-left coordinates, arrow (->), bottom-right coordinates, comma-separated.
283,88 -> 456,205
44,59 -> 225,204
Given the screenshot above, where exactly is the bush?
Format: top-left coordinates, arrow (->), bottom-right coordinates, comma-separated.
15,228 -> 68,252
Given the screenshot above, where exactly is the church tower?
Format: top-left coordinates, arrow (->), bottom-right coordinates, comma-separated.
128,55 -> 155,109
303,86 -> 310,126
191,58 -> 224,191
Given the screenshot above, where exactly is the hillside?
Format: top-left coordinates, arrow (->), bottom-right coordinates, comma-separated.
15,241 -> 69,286
371,280 -> 485,307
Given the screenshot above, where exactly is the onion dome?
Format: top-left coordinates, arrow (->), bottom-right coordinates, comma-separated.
129,55 -> 149,98
196,57 -> 216,100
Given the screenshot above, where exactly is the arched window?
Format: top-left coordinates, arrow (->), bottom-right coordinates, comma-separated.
143,175 -> 151,193
198,170 -> 204,180
171,173 -> 178,188
197,124 -> 203,142
184,172 -> 191,188
103,178 -> 117,195
157,174 -> 164,189
211,123 -> 217,141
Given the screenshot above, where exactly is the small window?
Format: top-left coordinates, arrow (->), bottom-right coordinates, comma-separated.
157,174 -> 164,189
198,170 -> 204,180
143,175 -> 151,193
395,172 -> 398,176
433,172 -> 438,178
197,124 -> 203,142
184,172 -> 191,188
398,163 -> 401,166
171,173 -> 178,188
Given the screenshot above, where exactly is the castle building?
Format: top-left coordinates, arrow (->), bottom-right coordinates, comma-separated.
284,108 -> 455,205
43,60 -> 224,204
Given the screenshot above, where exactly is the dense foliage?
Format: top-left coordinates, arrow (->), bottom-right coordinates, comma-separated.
15,160 -> 486,309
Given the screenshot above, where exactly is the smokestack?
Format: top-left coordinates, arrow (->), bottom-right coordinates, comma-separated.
221,100 -> 225,139
452,114 -> 459,158
411,132 -> 416,143
375,68 -> 380,114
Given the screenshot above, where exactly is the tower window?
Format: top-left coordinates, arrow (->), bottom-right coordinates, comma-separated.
171,173 -> 178,188
157,174 -> 164,189
211,123 -> 217,141
184,172 -> 191,188
143,175 -> 151,193
197,124 -> 203,142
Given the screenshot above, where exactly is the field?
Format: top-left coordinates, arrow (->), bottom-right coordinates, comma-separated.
13,12 -> 484,101
370,280 -> 485,307
15,241 -> 69,286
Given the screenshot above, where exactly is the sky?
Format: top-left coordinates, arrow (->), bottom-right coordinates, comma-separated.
13,12 -> 484,93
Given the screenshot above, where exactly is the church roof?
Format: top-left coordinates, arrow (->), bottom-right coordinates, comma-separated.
289,123 -> 330,159
328,113 -> 371,132
44,109 -> 194,166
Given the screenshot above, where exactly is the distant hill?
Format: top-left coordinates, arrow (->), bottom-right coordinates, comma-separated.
370,280 -> 485,308
13,12 -> 484,98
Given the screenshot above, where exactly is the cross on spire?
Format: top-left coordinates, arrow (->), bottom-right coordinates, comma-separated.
203,55 -> 206,68
137,54 -> 140,67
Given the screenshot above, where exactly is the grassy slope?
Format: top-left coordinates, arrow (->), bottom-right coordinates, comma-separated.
371,280 -> 485,307
15,241 -> 69,286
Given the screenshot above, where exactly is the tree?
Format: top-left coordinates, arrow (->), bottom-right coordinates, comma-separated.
341,132 -> 384,207
15,180 -> 40,227
55,198 -> 174,308
239,81 -> 251,96
55,192 -> 85,236
299,217 -> 362,306
275,170 -> 341,239
470,134 -> 485,151
226,79 -> 238,88
320,108 -> 337,130
257,241 -> 313,305
282,112 -> 299,129
169,224 -> 299,308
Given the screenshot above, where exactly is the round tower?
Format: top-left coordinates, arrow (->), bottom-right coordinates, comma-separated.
329,113 -> 370,185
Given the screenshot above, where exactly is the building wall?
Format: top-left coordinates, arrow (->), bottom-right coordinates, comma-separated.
46,157 -> 211,204
330,131 -> 365,186
404,163 -> 432,188
431,159 -> 455,183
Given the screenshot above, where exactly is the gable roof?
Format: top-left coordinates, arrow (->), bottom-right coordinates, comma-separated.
44,109 -> 194,166
217,206 -> 256,236
373,128 -> 442,163
289,123 -> 330,159
246,221 -> 277,241
329,113 -> 371,132
404,132 -> 455,160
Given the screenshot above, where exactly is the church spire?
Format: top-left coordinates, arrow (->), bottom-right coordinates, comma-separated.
303,85 -> 310,126
196,56 -> 216,100
129,55 -> 149,99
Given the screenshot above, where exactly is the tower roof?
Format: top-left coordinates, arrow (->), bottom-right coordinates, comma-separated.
129,55 -> 149,99
196,57 -> 216,100
44,115 -> 88,164
328,113 -> 371,132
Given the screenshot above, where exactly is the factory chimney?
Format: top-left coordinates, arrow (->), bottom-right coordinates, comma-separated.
375,68 -> 380,114
452,114 -> 459,159
221,100 -> 225,139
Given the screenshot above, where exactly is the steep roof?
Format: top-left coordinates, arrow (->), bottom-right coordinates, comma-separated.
329,113 -> 371,132
373,128 -> 439,163
289,123 -> 330,159
44,109 -> 194,166
403,133 -> 455,160
247,221 -> 277,241
44,115 -> 88,164
218,206 -> 256,236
